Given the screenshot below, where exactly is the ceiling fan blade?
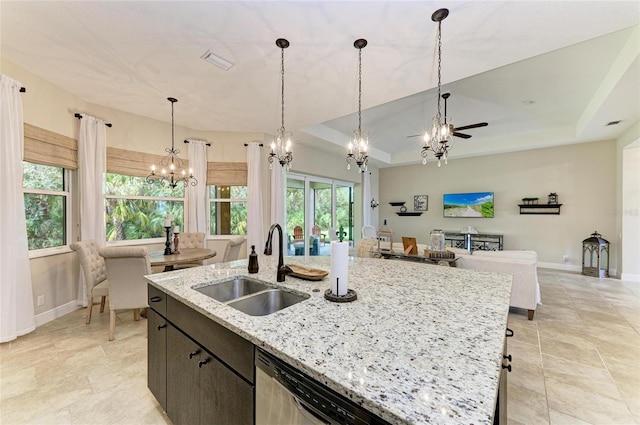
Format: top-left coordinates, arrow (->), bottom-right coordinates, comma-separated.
455,122 -> 488,131
406,135 -> 422,138
453,132 -> 472,139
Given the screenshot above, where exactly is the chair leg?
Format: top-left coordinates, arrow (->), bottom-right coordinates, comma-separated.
99,296 -> 106,313
85,296 -> 93,324
109,310 -> 116,341
133,308 -> 141,321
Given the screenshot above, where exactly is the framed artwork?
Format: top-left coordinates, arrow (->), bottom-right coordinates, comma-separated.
414,195 -> 428,211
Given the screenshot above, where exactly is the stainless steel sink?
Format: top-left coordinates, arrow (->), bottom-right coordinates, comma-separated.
227,289 -> 308,316
193,276 -> 308,316
193,277 -> 271,302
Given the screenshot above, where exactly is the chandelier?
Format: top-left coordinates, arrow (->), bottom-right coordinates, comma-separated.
147,97 -> 197,188
421,8 -> 452,167
268,38 -> 293,171
346,38 -> 369,173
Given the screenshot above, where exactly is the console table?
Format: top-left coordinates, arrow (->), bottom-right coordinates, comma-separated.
373,250 -> 459,266
444,232 -> 503,251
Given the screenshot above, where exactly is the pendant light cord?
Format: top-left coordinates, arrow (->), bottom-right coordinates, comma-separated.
280,46 -> 285,132
358,46 -> 362,135
436,19 -> 442,124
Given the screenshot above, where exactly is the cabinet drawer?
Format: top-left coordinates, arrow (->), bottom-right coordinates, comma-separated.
148,284 -> 167,317
167,295 -> 254,383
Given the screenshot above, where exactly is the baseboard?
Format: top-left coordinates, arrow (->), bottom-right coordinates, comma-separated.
621,272 -> 640,283
537,262 -> 582,272
35,300 -> 81,327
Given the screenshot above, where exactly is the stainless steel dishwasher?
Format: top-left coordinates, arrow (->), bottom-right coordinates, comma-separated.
255,348 -> 389,425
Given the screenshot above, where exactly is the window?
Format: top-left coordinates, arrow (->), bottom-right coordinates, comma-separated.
209,185 -> 247,235
105,173 -> 184,241
23,162 -> 69,250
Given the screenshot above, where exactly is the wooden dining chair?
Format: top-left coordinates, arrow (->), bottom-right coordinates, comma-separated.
70,240 -> 110,324
292,226 -> 304,244
99,246 -> 151,341
312,225 -> 325,246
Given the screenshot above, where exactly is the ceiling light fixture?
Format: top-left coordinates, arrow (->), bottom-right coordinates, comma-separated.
200,50 -> 234,71
421,8 -> 452,167
268,38 -> 293,171
147,97 -> 197,189
346,38 -> 369,173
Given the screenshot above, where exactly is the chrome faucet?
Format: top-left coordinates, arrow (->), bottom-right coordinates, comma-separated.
264,223 -> 292,282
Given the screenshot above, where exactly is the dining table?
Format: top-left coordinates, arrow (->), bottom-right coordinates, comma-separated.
149,248 -> 217,272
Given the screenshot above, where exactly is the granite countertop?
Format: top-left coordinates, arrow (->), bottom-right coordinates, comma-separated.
145,254 -> 512,425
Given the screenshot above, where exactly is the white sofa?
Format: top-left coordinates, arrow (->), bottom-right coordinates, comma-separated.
373,241 -> 541,320
448,248 -> 541,320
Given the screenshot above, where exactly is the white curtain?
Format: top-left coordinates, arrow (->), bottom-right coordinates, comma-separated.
246,142 -> 264,254
186,139 -> 208,233
0,74 -> 36,342
77,114 -> 107,306
362,171 -> 372,227
270,162 -> 286,253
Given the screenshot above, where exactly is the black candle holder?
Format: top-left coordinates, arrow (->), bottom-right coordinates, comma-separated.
164,226 -> 173,255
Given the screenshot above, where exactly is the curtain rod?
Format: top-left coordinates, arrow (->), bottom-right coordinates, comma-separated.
184,139 -> 211,146
244,143 -> 264,146
74,113 -> 112,127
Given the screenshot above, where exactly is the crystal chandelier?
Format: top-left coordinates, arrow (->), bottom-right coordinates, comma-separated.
421,8 -> 452,167
146,97 -> 197,188
268,38 -> 293,171
346,38 -> 369,173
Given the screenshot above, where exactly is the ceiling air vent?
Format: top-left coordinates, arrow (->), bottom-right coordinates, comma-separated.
606,120 -> 621,126
201,50 -> 234,71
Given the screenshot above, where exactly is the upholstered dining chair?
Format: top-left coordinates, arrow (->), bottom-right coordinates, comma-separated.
70,240 -> 110,324
222,236 -> 246,262
98,246 -> 151,341
175,232 -> 206,268
362,225 -> 377,239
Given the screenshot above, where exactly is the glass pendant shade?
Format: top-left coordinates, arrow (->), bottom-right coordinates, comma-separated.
268,38 -> 293,171
346,38 -> 369,173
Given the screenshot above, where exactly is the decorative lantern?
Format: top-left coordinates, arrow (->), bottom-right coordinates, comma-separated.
582,231 -> 609,278
548,193 -> 559,204
377,219 -> 393,252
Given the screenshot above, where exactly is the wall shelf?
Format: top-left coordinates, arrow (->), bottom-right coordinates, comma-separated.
396,212 -> 422,216
518,204 -> 562,215
389,202 -> 405,206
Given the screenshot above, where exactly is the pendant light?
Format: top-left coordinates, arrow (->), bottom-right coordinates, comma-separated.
346,38 -> 369,173
147,97 -> 197,188
421,8 -> 452,167
268,38 -> 293,171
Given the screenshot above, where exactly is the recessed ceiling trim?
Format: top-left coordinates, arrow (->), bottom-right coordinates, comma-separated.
201,50 -> 234,71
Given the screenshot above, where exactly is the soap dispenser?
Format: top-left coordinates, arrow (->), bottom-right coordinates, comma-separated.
248,245 -> 259,274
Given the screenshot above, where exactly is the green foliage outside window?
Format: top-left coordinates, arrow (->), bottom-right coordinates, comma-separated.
23,162 -> 66,250
105,174 -> 183,241
209,185 -> 247,235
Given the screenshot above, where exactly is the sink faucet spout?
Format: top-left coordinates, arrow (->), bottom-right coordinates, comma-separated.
264,223 -> 289,282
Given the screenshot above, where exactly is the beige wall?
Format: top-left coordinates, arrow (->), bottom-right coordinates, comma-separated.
379,141 -> 618,272
621,143 -> 640,281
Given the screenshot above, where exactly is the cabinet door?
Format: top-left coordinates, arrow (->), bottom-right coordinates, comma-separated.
147,309 -> 167,411
199,354 -> 254,425
167,325 -> 201,425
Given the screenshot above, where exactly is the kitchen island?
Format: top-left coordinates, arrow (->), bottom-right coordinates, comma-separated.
145,255 -> 512,425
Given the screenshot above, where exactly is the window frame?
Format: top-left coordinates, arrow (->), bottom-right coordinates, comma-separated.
208,185 -> 248,237
24,165 -> 73,258
104,173 -> 187,245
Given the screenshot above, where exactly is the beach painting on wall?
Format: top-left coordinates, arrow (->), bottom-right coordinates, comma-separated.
443,192 -> 494,218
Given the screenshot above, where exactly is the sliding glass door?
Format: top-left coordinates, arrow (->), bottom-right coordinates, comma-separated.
285,174 -> 353,257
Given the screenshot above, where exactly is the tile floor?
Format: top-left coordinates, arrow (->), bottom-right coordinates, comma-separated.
1,269 -> 638,425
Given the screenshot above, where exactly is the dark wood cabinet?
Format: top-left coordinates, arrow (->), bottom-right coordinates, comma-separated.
147,309 -> 167,411
167,325 -> 200,424
148,284 -> 254,425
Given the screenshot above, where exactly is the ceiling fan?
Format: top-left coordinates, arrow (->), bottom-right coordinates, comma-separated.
407,93 -> 488,140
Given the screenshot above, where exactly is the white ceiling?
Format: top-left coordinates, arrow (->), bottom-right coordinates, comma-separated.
2,1 -> 639,167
